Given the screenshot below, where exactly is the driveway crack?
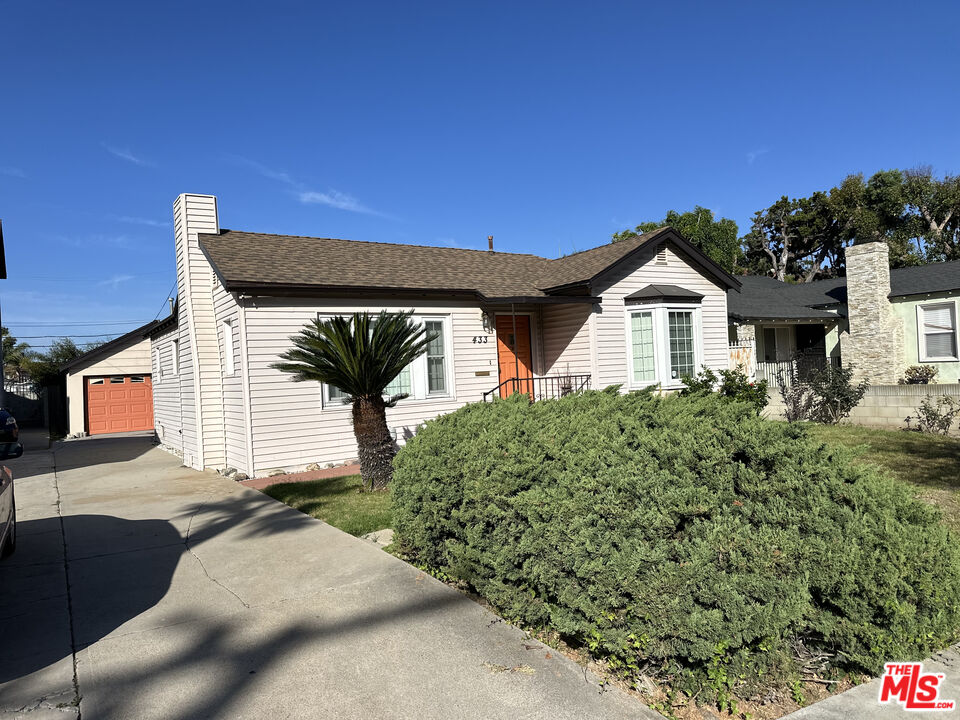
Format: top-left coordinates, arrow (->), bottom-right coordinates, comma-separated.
182,496 -> 250,609
51,449 -> 83,718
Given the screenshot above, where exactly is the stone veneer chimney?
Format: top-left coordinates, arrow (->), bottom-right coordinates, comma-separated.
842,242 -> 904,384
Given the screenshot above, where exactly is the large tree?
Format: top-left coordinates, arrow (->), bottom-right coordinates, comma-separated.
902,167 -> 960,262
23,337 -> 87,389
742,170 -> 929,282
613,206 -> 741,272
271,311 -> 433,491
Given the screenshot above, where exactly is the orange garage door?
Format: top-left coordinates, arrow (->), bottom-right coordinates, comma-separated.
86,375 -> 154,435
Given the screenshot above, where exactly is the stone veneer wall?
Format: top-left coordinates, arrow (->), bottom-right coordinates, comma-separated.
842,242 -> 905,384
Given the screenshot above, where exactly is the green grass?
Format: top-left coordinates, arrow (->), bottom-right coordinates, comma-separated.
263,474 -> 392,537
806,423 -> 960,532
263,425 -> 960,537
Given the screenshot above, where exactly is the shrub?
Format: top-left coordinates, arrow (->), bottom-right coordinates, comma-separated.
807,365 -> 869,424
899,365 -> 938,385
393,392 -> 960,702
907,395 -> 960,435
681,366 -> 768,414
778,381 -> 814,423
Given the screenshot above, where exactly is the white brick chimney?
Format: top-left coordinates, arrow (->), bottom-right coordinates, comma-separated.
173,194 -> 225,470
842,242 -> 904,384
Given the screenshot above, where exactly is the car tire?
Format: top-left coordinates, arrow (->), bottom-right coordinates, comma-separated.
1,494 -> 15,558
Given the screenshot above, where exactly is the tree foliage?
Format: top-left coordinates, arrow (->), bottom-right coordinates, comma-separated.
742,169 -> 960,282
23,337 -> 87,389
271,310 -> 434,490
1,327 -> 32,382
613,207 -> 742,272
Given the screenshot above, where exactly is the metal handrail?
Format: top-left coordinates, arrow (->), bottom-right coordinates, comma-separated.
482,374 -> 592,402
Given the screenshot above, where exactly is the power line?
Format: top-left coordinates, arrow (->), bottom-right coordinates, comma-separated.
153,279 -> 178,321
5,320 -> 152,327
16,333 -> 125,339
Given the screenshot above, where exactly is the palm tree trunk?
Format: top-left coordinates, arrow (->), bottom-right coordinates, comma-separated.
352,396 -> 396,491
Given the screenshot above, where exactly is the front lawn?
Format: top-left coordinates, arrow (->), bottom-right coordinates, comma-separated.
806,423 -> 960,532
263,474 -> 392,537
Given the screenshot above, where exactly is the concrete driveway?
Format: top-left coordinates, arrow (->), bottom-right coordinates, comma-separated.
0,433 -> 660,720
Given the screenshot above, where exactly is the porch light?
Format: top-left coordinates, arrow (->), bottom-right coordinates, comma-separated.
481,311 -> 493,334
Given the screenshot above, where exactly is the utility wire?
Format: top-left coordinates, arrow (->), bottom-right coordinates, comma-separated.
17,333 -> 126,339
5,320 -> 152,326
153,279 -> 178,321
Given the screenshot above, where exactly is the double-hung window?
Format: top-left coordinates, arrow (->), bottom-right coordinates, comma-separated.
626,305 -> 702,388
321,314 -> 452,407
918,302 -> 959,362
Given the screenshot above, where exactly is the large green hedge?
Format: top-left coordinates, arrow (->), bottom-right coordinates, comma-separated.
392,391 -> 960,697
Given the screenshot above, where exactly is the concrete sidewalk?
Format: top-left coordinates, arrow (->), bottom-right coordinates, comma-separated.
0,434 -> 661,720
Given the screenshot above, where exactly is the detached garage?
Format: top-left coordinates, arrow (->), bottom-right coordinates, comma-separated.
62,320 -> 160,437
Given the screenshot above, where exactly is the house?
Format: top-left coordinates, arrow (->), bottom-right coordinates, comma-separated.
151,193 -> 740,477
728,242 -> 960,385
61,320 -> 159,436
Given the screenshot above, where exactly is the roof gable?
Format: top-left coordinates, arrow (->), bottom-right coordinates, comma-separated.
61,319 -> 161,372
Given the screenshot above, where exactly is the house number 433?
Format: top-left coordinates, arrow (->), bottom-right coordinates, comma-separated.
472,336 -> 489,344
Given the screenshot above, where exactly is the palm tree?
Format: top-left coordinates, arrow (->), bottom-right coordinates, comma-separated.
271,310 -> 434,491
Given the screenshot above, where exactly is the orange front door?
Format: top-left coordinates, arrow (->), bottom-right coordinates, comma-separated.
495,315 -> 534,398
86,375 -> 154,435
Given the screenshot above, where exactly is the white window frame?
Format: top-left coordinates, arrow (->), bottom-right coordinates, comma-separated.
917,301 -> 959,363
624,304 -> 704,390
172,338 -> 179,376
319,313 -> 454,409
221,320 -> 236,376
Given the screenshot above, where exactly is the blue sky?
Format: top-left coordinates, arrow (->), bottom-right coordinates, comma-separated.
1,1 -> 958,347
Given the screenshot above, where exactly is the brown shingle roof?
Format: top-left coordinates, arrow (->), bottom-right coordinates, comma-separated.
199,226 -> 737,300
537,230 -> 668,290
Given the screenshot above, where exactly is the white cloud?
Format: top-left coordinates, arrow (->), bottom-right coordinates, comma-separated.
228,154 -> 389,217
0,166 -> 25,178
97,274 -> 136,290
102,143 -> 152,166
438,237 -> 458,247
746,148 -> 770,165
110,215 -> 170,228
298,189 -> 380,215
227,155 -> 298,187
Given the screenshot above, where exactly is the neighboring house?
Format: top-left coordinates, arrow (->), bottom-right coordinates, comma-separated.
153,193 -> 740,477
728,242 -> 960,385
61,320 -> 159,436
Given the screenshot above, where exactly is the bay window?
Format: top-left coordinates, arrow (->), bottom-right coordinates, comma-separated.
626,305 -> 703,388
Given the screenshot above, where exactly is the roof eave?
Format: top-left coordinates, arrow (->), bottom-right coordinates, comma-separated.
60,319 -> 161,372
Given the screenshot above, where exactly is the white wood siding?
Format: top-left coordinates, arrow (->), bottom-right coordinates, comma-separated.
243,298 -> 497,474
173,194 -> 222,470
151,325 -> 183,452
541,303 -> 593,375
212,274 -> 248,473
592,242 -> 730,389
65,337 -> 152,435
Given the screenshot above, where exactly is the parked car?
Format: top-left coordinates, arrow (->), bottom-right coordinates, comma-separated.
0,408 -> 19,444
0,464 -> 14,558
0,409 -> 24,559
